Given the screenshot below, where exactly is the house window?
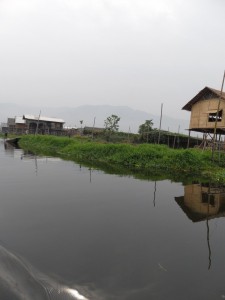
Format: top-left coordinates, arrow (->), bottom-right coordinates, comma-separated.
208,110 -> 222,122
202,192 -> 215,206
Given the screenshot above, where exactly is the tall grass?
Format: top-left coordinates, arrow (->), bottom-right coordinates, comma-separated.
18,135 -> 225,180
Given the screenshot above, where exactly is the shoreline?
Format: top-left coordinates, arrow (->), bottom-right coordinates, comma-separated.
17,134 -> 225,184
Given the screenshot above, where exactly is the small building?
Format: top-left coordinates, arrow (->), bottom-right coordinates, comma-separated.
7,116 -> 26,134
182,86 -> 225,134
23,115 -> 65,134
0,122 -> 8,133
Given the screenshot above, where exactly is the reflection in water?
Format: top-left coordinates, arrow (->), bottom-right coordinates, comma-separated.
175,183 -> 225,222
4,139 -> 225,299
0,244 -> 89,300
175,182 -> 225,270
20,151 -> 61,176
153,181 -> 157,207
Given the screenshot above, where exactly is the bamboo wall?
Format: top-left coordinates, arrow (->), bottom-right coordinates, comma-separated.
189,98 -> 225,129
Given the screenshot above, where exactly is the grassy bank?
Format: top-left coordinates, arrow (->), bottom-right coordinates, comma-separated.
18,135 -> 225,183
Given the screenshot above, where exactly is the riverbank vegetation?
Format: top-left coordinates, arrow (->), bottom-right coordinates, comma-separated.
18,134 -> 225,183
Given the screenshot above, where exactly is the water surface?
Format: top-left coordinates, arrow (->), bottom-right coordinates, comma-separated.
1,139 -> 225,299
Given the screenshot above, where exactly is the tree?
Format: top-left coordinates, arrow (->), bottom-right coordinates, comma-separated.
104,114 -> 120,140
138,120 -> 153,142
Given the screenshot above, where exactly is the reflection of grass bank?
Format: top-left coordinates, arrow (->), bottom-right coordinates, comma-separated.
19,135 -> 225,183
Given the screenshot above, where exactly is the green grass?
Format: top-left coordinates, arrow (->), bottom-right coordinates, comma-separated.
18,134 -> 225,183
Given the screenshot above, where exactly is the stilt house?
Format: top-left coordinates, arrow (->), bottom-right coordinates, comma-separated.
23,115 -> 65,134
182,86 -> 225,134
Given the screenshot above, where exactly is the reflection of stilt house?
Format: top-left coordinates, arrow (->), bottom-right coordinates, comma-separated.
175,183 -> 225,222
182,87 -> 225,148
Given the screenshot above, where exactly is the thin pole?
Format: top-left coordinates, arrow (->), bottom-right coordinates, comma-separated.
177,125 -> 180,148
206,184 -> 212,270
35,110 -> 41,135
187,130 -> 191,149
212,71 -> 225,160
168,127 -> 170,147
173,133 -> 176,149
92,117 -> 96,140
128,126 -> 131,143
158,103 -> 163,144
153,181 -> 157,207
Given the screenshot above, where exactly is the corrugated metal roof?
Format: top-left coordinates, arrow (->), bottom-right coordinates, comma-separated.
15,116 -> 25,124
182,86 -> 225,111
23,114 -> 65,123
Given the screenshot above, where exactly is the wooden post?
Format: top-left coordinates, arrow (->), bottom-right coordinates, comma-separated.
158,103 -> 163,144
92,117 -> 96,140
168,127 -> 170,147
187,130 -> 191,149
128,126 -> 131,143
212,71 -> 225,160
35,110 -> 41,135
173,133 -> 176,149
177,125 -> 180,148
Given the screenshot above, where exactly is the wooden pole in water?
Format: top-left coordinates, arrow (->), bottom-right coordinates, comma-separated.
168,127 -> 170,147
35,110 -> 41,135
128,126 -> 131,143
92,117 -> 96,140
187,130 -> 191,149
158,103 -> 163,144
173,132 -> 176,149
212,71 -> 225,160
177,125 -> 180,148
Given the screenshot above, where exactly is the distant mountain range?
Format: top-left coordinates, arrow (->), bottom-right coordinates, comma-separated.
0,103 -> 190,134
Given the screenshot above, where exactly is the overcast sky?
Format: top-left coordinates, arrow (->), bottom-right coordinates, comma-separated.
0,0 -> 225,119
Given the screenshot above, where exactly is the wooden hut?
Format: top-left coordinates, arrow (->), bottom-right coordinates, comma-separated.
182,86 -> 225,133
182,86 -> 225,148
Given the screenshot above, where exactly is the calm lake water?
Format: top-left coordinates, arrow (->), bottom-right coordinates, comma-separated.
1,139 -> 225,299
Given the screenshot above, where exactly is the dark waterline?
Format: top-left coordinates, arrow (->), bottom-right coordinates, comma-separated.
1,139 -> 225,299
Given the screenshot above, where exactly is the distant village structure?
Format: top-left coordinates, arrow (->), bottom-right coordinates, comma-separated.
4,114 -> 66,135
182,86 -> 225,148
23,115 -> 64,134
1,113 -> 104,137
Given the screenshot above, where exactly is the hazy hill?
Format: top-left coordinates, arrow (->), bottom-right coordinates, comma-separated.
0,103 -> 189,134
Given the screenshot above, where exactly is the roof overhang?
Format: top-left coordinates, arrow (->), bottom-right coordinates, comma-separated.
182,87 -> 225,111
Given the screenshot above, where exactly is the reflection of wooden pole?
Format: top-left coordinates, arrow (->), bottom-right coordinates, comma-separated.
158,103 -> 163,144
153,181 -> 157,207
206,185 -> 212,270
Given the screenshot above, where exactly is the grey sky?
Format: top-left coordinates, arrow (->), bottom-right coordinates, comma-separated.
0,0 -> 224,120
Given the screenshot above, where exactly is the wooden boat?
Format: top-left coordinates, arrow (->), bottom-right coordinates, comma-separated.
5,137 -> 21,145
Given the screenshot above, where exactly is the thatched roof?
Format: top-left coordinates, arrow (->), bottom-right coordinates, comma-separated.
182,86 -> 225,111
